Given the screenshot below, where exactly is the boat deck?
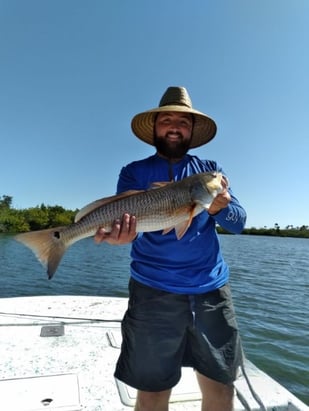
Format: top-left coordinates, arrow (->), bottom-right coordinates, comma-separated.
0,296 -> 307,411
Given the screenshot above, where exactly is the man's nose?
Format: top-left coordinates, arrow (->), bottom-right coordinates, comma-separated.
169,121 -> 180,131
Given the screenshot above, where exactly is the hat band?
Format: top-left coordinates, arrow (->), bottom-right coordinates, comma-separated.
160,102 -> 191,109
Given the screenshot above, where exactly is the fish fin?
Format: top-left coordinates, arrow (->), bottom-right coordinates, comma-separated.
75,190 -> 144,222
174,206 -> 196,239
15,227 -> 68,279
162,227 -> 174,235
163,205 -> 198,240
162,224 -> 188,238
149,181 -> 172,189
174,221 -> 191,239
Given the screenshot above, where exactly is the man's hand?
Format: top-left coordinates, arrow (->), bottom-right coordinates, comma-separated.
94,213 -> 137,245
208,175 -> 231,215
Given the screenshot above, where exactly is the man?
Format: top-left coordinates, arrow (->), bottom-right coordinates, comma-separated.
95,87 -> 247,411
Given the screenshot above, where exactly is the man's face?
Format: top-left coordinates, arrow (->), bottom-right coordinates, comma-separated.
154,112 -> 193,159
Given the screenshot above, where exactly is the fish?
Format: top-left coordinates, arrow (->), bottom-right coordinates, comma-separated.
15,172 -> 223,279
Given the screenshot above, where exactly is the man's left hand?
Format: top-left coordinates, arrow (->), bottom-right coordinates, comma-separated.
208,176 -> 231,215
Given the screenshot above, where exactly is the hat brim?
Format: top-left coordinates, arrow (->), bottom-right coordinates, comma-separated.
131,105 -> 217,148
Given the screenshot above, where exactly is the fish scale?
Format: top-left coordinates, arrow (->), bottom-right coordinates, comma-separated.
15,172 -> 223,278
78,184 -> 192,233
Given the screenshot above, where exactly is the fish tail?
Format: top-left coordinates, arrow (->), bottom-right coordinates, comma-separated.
15,227 -> 68,279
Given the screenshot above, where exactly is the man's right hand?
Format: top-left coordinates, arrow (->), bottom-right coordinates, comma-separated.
94,213 -> 137,245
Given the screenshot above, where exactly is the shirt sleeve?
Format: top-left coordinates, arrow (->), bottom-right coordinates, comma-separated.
116,164 -> 144,194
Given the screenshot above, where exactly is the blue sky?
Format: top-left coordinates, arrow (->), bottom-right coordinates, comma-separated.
1,0 -> 308,229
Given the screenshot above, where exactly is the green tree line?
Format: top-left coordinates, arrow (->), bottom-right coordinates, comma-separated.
0,195 -> 76,233
217,225 -> 309,238
1,195 -> 308,238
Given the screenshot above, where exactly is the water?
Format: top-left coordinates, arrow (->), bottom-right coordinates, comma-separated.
1,234 -> 308,404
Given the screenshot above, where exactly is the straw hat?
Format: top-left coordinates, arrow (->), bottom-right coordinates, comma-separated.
131,86 -> 217,148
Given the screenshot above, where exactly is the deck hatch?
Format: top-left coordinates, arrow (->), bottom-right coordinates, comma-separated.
0,373 -> 81,411
115,367 -> 202,406
40,324 -> 65,337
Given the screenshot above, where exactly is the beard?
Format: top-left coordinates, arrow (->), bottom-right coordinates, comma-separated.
154,132 -> 191,159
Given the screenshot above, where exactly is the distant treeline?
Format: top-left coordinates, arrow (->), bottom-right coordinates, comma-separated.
0,195 -> 76,233
216,226 -> 309,238
1,195 -> 308,238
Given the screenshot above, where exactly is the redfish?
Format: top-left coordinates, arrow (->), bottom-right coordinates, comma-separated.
15,172 -> 223,279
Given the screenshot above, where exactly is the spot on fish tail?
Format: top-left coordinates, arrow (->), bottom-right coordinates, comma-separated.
53,231 -> 61,239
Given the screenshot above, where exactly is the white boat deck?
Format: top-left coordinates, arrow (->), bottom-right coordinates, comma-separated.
0,296 -> 307,411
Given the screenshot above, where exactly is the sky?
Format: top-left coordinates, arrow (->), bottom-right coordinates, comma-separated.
0,0 -> 308,229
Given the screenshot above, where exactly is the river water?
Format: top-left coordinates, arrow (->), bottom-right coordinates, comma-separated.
0,233 -> 308,404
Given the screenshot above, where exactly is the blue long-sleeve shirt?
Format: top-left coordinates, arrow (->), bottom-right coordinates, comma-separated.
117,154 -> 246,294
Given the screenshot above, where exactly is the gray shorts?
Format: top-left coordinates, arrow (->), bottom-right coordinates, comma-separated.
114,278 -> 243,392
